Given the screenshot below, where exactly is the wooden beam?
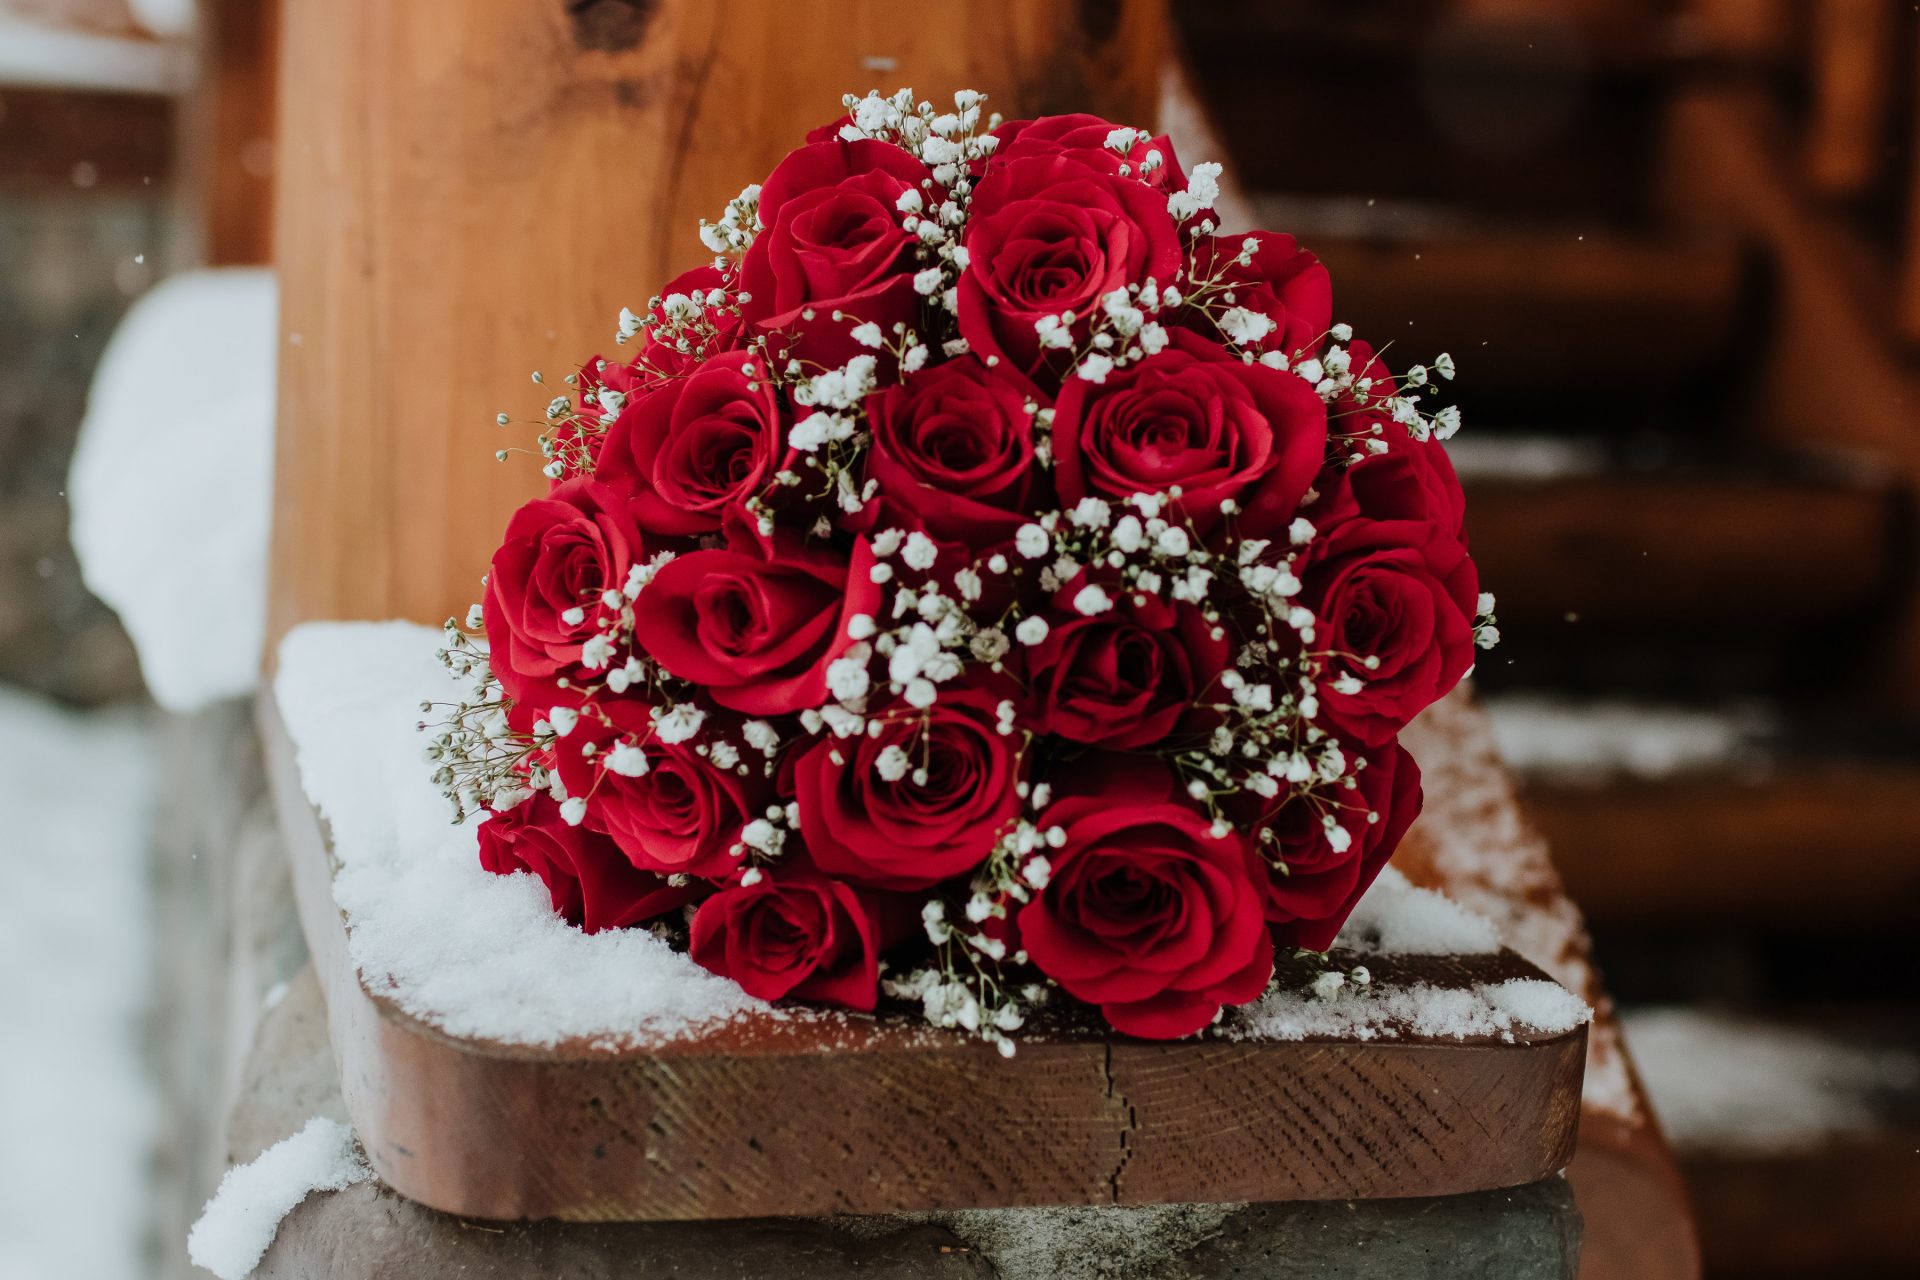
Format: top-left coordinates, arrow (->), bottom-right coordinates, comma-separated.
0,85 -> 172,188
267,0 -> 1171,653
1524,765 -> 1920,927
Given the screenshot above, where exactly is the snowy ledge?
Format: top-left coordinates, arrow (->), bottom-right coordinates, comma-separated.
274,621 -> 1584,1050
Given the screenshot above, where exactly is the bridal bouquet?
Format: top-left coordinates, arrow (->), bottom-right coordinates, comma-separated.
427,89 -> 1493,1049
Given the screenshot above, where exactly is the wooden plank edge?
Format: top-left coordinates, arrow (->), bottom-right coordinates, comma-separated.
258,687 -> 1586,1222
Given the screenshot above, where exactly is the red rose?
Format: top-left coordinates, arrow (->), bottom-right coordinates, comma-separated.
595,349 -> 781,537
555,709 -> 769,881
482,479 -> 643,705
1020,762 -> 1273,1038
1052,329 -> 1327,535
1302,519 -> 1479,746
739,139 -> 931,366
957,154 -> 1182,396
1255,742 -> 1423,951
864,355 -> 1041,541
989,113 -> 1189,192
1188,231 -> 1330,360
1024,574 -> 1227,750
630,527 -> 881,716
689,869 -> 889,1011
796,685 -> 1023,889
477,795 -> 696,934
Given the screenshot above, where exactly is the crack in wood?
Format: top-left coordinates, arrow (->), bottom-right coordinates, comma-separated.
1103,1042 -> 1137,1202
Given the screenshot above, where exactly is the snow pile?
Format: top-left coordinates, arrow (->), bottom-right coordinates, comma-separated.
187,1117 -> 370,1279
70,268 -> 277,713
1236,977 -> 1589,1044
1624,1008 -> 1920,1153
1400,694 -> 1637,1119
0,11 -> 189,92
1486,696 -> 1766,782
1334,865 -> 1500,955
275,621 -> 762,1047
0,689 -> 159,1280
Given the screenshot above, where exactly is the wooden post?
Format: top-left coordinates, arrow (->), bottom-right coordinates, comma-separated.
194,0 -> 279,265
1803,0 -> 1894,199
267,0 -> 1169,653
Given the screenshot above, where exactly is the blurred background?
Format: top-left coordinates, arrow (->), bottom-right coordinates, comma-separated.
1,1 -> 1916,1278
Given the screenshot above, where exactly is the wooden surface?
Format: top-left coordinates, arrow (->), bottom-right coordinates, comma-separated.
267,0 -> 1170,655
261,690 -> 1586,1223
239,973 -> 1585,1280
191,0 -> 278,265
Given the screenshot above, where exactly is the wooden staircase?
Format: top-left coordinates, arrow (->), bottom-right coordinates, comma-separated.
1176,2 -> 1920,1277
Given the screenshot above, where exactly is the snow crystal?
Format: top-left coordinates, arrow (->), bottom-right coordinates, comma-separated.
1624,1008 -> 1920,1153
187,1117 -> 371,1280
1236,977 -> 1589,1044
274,621 -> 762,1047
1334,865 -> 1500,955
1486,696 -> 1767,781
0,691 -> 159,1280
70,268 -> 277,712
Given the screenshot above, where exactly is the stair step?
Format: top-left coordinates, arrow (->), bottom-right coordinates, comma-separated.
1272,228 -> 1758,420
1463,465 -> 1904,632
1622,1007 -> 1920,1279
1180,3 -> 1677,220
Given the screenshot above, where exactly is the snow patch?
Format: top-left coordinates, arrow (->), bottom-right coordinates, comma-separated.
1624,1008 -> 1920,1153
187,1117 -> 370,1280
70,268 -> 277,712
1235,977 -> 1590,1043
1486,696 -> 1765,781
0,689 -> 159,1280
274,621 -> 762,1048
1334,865 -> 1500,955
0,13 -> 190,92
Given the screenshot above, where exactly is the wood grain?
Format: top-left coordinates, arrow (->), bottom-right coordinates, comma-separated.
261,690 -> 1585,1223
267,0 -> 1169,656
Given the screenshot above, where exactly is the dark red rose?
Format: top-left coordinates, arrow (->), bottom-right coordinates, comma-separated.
630,264 -> 745,382
957,154 -> 1182,396
1020,761 -> 1273,1038
689,869 -> 888,1011
1301,519 -> 1479,746
482,479 -> 642,705
1306,342 -> 1466,544
631,528 -> 881,716
1188,232 -> 1330,360
864,355 -> 1040,540
477,795 -> 697,934
739,139 -> 931,366
1254,742 -> 1423,951
1024,573 -> 1228,750
1052,329 -> 1327,535
595,349 -> 781,537
989,113 -> 1189,192
796,684 -> 1023,889
554,709 -> 770,881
